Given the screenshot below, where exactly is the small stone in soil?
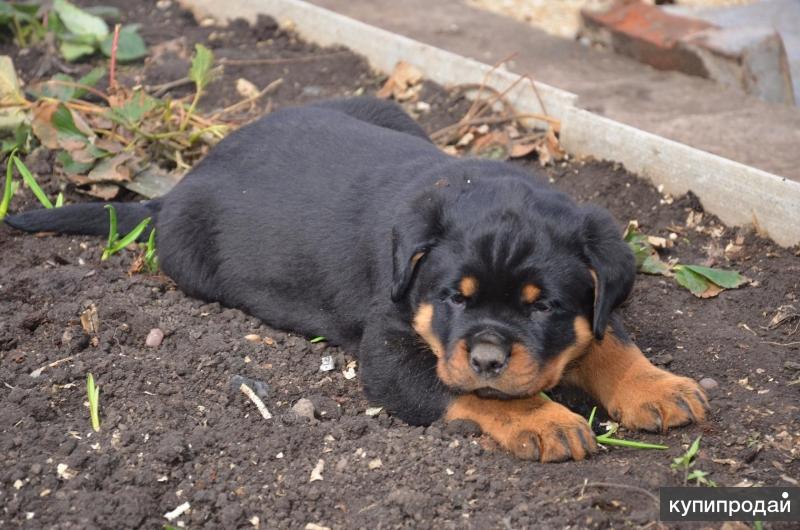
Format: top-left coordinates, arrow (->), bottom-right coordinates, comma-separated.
319,355 -> 335,372
652,353 -> 673,366
292,398 -> 316,421
230,376 -> 269,400
699,377 -> 719,391
309,459 -> 324,482
145,328 -> 164,348
784,361 -> 800,371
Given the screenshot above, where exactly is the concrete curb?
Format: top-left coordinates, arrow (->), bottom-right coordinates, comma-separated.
181,0 -> 800,247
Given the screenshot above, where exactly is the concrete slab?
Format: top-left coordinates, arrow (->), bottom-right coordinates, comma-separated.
304,0 -> 800,183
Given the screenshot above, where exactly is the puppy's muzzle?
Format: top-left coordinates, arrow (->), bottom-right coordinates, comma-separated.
468,331 -> 510,377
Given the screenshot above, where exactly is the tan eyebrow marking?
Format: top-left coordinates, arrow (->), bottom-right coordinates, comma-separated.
521,284 -> 541,304
459,276 -> 478,298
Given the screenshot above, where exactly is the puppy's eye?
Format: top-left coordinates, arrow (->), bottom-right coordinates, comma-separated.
448,293 -> 467,307
529,301 -> 551,314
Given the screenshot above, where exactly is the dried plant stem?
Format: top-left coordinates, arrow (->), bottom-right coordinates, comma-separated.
431,113 -> 559,142
212,78 -> 283,119
109,24 -> 121,91
41,79 -> 111,102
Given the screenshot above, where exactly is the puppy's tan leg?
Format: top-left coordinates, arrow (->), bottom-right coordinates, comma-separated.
564,329 -> 709,432
446,394 -> 597,462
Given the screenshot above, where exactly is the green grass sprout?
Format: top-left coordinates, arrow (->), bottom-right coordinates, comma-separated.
588,406 -> 669,450
7,150 -> 62,209
587,405 -> 597,428
181,43 -> 216,131
310,336 -> 326,344
0,153 -> 20,219
143,227 -> 158,272
102,204 -> 151,260
86,372 -> 100,432
671,436 -> 716,486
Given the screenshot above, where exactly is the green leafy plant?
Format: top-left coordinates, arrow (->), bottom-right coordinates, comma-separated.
143,227 -> 158,272
86,372 -> 100,432
310,336 -> 326,344
0,1 -> 145,62
623,221 -> 748,298
1,56 -> 27,136
671,436 -> 717,486
181,44 -> 217,131
0,1 -> 45,47
1,150 -> 63,215
673,264 -> 748,298
588,406 -> 669,450
0,150 -> 19,218
0,45 -> 228,212
51,0 -> 146,62
102,204 -> 151,260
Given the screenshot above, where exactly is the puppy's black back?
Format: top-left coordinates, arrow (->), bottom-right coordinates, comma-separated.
157,98 -> 447,346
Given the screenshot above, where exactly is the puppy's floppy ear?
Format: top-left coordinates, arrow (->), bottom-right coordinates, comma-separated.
580,206 -> 636,340
391,192 -> 443,302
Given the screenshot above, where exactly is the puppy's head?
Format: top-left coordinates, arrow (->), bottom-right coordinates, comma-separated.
392,173 -> 635,398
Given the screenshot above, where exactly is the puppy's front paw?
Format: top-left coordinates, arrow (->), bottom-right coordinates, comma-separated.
446,395 -> 597,462
607,367 -> 709,433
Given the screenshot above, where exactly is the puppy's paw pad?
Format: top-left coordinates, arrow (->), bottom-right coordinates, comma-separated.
613,372 -> 708,432
508,431 -> 540,461
516,407 -> 597,462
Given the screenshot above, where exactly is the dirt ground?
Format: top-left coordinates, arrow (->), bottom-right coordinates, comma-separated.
1,1 -> 799,529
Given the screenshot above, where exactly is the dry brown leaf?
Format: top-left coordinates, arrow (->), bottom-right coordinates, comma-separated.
724,241 -> 743,259
471,130 -> 510,159
80,304 -> 99,335
128,254 -> 145,275
84,183 -> 120,200
30,101 -> 61,149
441,145 -> 458,156
94,138 -> 125,154
87,153 -> 135,183
71,110 -> 95,138
376,61 -> 423,101
698,283 -> 724,299
537,127 -> 565,166
686,210 -> 703,229
456,131 -> 475,147
70,147 -> 98,164
647,235 -> 673,249
510,137 -> 542,158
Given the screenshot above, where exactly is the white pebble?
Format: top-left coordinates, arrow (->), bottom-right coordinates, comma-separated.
145,328 -> 164,348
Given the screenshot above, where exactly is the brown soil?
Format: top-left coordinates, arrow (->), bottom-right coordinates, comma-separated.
1,1 -> 798,529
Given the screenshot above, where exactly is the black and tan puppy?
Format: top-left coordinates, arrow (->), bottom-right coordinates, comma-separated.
5,97 -> 708,462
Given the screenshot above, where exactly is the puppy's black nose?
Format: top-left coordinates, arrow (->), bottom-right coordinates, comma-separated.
468,332 -> 509,377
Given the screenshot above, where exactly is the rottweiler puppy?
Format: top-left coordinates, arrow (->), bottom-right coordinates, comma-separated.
5,97 -> 708,462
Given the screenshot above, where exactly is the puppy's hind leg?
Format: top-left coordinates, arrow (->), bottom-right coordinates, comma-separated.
313,97 -> 431,141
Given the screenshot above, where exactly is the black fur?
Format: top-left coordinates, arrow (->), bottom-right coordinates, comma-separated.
4,97 -> 635,425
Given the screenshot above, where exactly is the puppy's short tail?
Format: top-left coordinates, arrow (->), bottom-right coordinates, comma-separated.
4,200 -> 161,240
